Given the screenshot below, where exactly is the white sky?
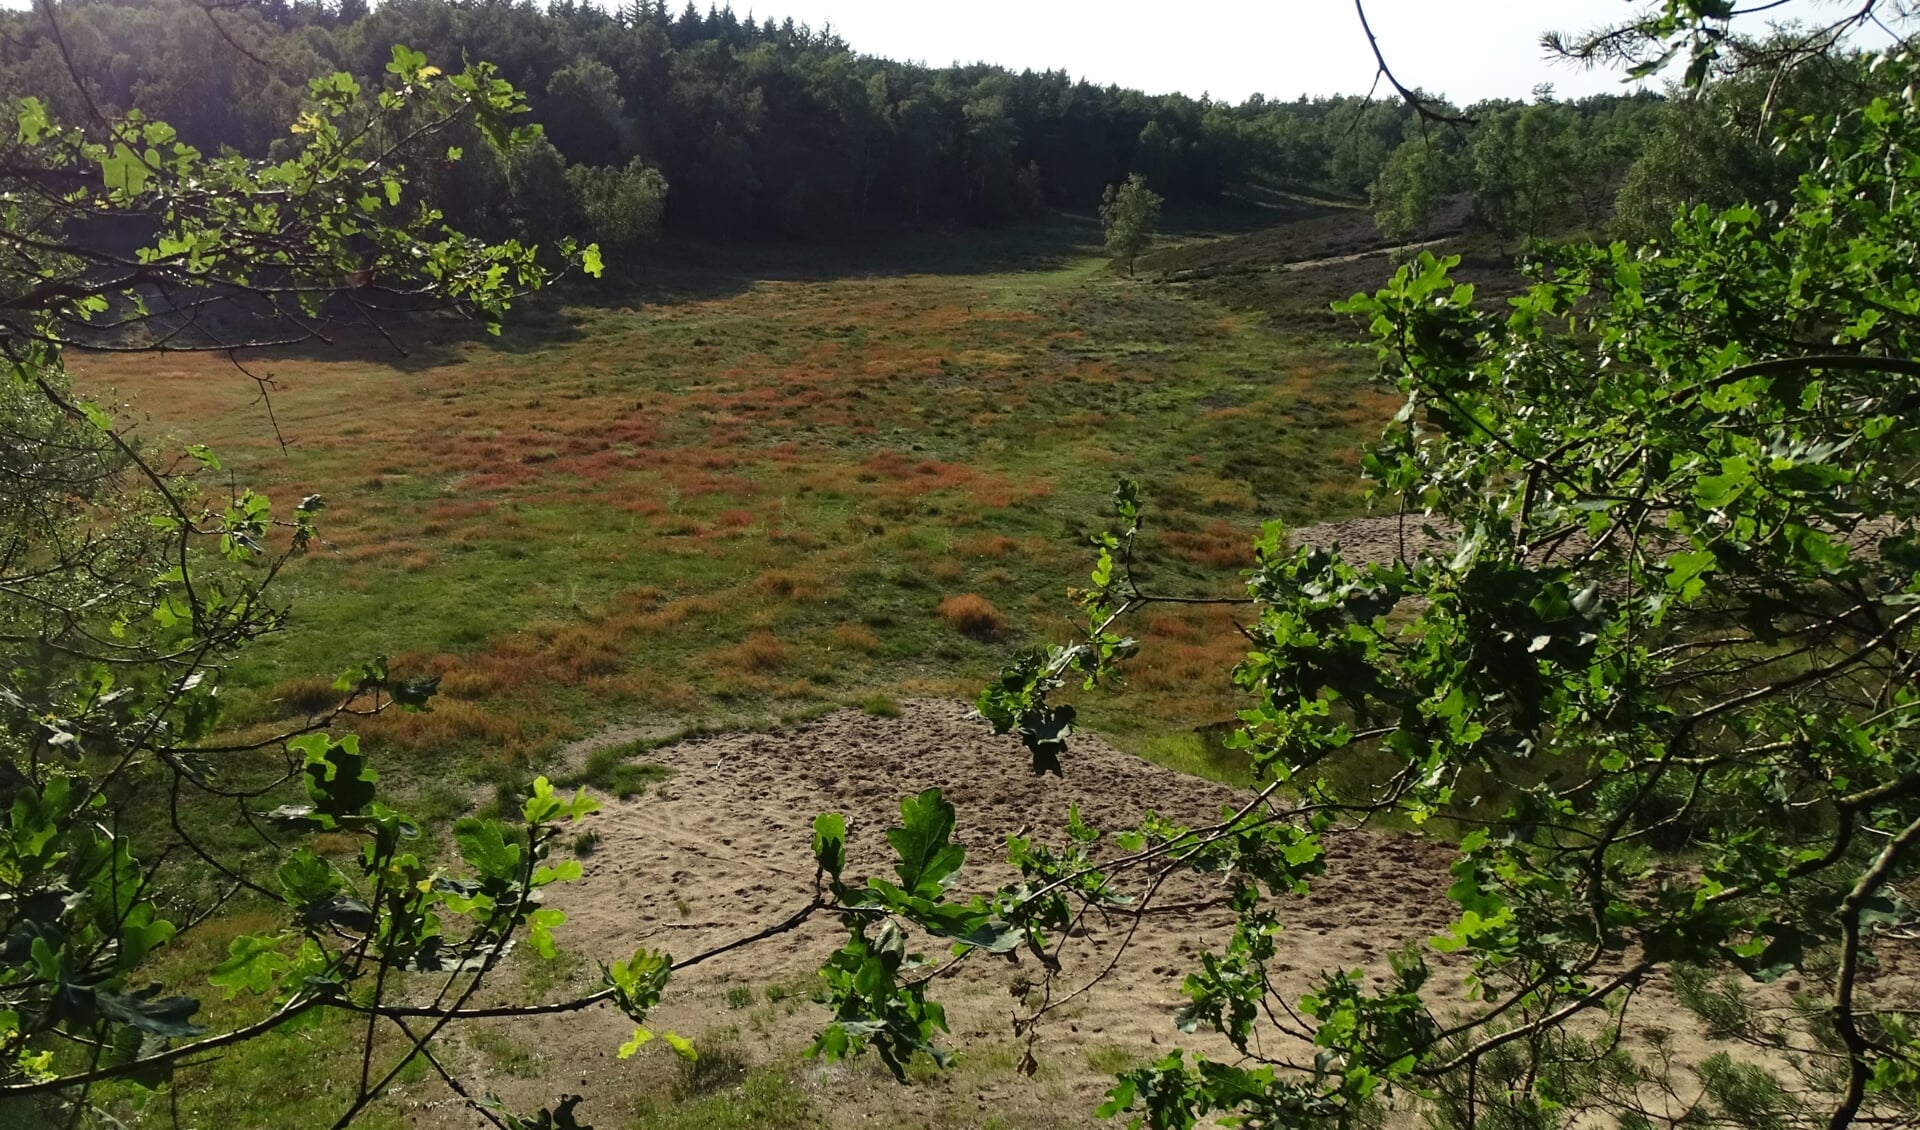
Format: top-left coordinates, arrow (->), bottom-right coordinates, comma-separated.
0,0 -> 1896,104
745,0 -> 1897,104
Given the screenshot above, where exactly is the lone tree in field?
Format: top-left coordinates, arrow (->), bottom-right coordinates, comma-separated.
1099,173 -> 1162,277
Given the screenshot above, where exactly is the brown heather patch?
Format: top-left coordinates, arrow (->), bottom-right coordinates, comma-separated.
754,568 -> 833,602
397,653 -> 507,701
954,534 -> 1020,558
653,516 -> 704,537
1143,612 -> 1208,644
538,624 -> 628,679
1163,521 -> 1256,570
310,832 -> 361,857
462,470 -> 536,492
1132,642 -> 1236,695
927,559 -> 964,582
614,496 -> 666,516
1121,605 -> 1253,719
594,670 -> 699,713
269,676 -> 345,717
938,593 -> 1006,640
832,624 -> 883,653
339,539 -> 417,563
978,566 -> 1016,590
360,698 -> 527,752
710,631 -> 789,674
1344,391 -> 1403,425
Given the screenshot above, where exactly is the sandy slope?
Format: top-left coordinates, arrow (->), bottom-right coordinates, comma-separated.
412,701 -> 1460,1128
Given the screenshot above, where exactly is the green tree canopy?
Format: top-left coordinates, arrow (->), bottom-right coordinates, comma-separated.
1099,173 -> 1163,278
1369,136 -> 1466,241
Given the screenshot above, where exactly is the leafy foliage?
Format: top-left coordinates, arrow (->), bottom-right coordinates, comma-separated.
0,29 -> 610,1127
988,37 -> 1920,1130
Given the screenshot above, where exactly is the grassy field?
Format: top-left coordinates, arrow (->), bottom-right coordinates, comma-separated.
71,218 -> 1394,794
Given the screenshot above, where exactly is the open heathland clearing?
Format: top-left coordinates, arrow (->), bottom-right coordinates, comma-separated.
68,217 -> 1396,788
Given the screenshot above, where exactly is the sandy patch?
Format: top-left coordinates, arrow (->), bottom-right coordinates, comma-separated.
416,700 -> 1459,1127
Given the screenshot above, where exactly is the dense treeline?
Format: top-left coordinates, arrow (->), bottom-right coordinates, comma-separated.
1368,47 -> 1882,244
0,0 -> 1650,247
2,0 -> 1852,255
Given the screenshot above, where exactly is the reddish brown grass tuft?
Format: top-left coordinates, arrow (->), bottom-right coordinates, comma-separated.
955,534 -> 1019,558
755,569 -> 832,602
712,631 -> 789,673
361,698 -> 527,751
1163,521 -> 1256,570
938,593 -> 1006,640
832,624 -> 883,653
271,676 -> 343,716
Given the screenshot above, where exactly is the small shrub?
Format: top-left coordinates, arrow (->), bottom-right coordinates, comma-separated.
672,1035 -> 748,1099
938,593 -> 1006,640
859,695 -> 902,718
725,986 -> 754,1010
755,569 -> 829,601
955,534 -> 1019,558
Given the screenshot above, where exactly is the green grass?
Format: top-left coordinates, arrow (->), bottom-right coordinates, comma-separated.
631,1066 -> 816,1130
467,1025 -> 548,1079
1085,1044 -> 1145,1075
1095,723 -> 1256,788
600,759 -> 673,799
858,693 -> 902,717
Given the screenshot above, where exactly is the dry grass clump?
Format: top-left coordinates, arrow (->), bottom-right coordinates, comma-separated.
359,698 -> 531,751
271,676 -> 345,716
1162,520 -> 1255,569
712,631 -> 790,673
754,569 -> 832,602
938,593 -> 1006,640
832,624 -> 883,653
954,534 -> 1019,558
